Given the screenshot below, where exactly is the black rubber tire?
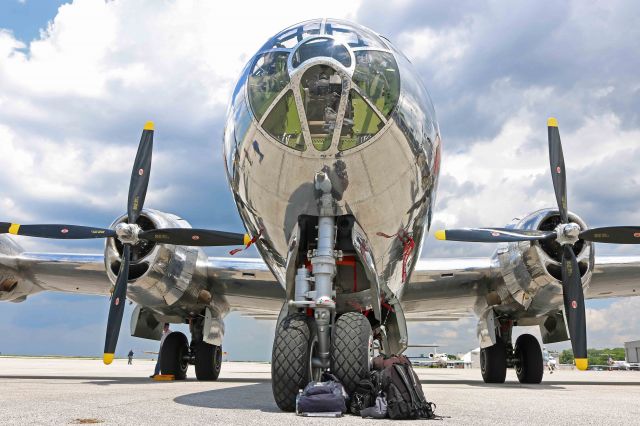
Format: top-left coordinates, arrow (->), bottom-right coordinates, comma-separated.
160,331 -> 189,380
515,334 -> 543,384
194,342 -> 222,381
271,314 -> 312,412
480,339 -> 507,383
330,312 -> 372,395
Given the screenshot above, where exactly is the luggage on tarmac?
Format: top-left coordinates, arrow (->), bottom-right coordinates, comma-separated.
296,372 -> 348,417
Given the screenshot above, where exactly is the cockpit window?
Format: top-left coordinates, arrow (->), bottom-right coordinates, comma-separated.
352,51 -> 400,118
300,65 -> 344,151
338,90 -> 384,151
292,38 -> 351,69
248,52 -> 290,121
262,90 -> 305,151
263,21 -> 322,50
325,20 -> 388,49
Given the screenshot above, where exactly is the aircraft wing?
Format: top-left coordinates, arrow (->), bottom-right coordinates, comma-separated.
401,255 -> 640,321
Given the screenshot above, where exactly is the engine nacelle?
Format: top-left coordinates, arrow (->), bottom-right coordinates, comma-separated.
104,209 -> 210,314
491,208 -> 594,317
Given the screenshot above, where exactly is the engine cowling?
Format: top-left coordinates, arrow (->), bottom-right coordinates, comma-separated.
492,208 -> 594,317
104,209 -> 210,313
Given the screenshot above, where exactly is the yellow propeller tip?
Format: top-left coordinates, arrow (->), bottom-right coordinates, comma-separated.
103,353 -> 114,365
547,117 -> 558,127
144,121 -> 154,131
243,234 -> 251,245
575,358 -> 588,371
8,223 -> 21,235
434,230 -> 446,241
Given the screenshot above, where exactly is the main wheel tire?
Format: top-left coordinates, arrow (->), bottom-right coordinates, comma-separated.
480,339 -> 507,383
194,342 -> 222,381
271,314 -> 312,412
515,334 -> 543,384
330,312 -> 372,395
160,331 -> 189,380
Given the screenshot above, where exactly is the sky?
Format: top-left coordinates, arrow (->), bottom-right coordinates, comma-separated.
1,0 -> 639,361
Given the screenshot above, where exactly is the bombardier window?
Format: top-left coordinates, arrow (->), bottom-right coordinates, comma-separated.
262,90 -> 305,151
292,38 -> 351,69
300,65 -> 344,151
248,52 -> 290,121
352,51 -> 400,118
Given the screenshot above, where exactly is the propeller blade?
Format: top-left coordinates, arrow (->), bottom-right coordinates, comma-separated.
103,244 -> 130,365
0,222 -> 115,239
434,228 -> 555,243
139,228 -> 250,247
548,117 -> 569,223
579,226 -> 640,244
127,122 -> 154,224
561,245 -> 588,371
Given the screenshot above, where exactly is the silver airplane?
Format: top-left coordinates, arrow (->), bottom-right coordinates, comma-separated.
1,19 -> 640,411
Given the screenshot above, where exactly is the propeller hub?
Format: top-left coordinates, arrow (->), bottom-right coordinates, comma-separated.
555,222 -> 581,246
114,222 -> 141,245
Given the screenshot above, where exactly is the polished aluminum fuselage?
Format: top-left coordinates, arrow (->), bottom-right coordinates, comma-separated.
224,21 -> 440,298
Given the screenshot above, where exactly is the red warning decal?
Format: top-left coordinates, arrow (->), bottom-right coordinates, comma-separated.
556,166 -> 562,174
571,300 -> 577,309
634,233 -> 640,238
115,297 -> 120,306
61,228 -> 69,234
192,235 -> 200,241
138,168 -> 144,176
491,232 -> 500,237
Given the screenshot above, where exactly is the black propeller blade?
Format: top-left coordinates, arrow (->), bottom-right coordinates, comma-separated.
548,118 -> 568,223
561,245 -> 587,370
103,244 -> 130,365
128,123 -> 154,224
0,223 -> 115,239
139,228 -> 249,247
434,228 -> 555,243
579,226 -> 640,244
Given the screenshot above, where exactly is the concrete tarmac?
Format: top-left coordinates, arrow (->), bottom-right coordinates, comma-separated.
0,356 -> 639,425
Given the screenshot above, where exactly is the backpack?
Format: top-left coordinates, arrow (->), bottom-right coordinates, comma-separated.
373,354 -> 436,420
296,372 -> 348,416
348,371 -> 381,415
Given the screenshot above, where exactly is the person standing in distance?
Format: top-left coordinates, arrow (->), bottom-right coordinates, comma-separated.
128,349 -> 134,365
151,323 -> 171,378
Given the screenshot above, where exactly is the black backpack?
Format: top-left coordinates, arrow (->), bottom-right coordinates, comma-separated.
348,371 -> 381,415
374,355 -> 436,420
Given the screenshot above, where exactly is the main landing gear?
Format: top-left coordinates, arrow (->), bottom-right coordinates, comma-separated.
158,318 -> 223,381
480,332 -> 544,384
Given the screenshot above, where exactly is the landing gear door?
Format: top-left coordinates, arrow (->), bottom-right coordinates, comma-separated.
351,221 -> 382,321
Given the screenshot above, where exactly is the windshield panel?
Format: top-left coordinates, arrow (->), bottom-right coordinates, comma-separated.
352,51 -> 400,118
262,90 -> 305,151
247,52 -> 290,121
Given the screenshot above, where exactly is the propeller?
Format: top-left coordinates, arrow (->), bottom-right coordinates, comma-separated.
435,117 -> 640,371
1,121 -> 254,365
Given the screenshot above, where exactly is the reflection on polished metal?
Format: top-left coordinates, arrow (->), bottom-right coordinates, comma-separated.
225,18 -> 441,299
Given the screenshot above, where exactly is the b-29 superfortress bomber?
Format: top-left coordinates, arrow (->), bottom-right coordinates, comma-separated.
1,19 -> 639,411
